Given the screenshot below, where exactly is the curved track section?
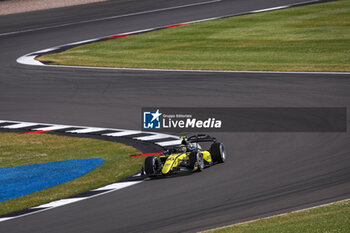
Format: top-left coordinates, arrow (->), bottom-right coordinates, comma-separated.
0,0 -> 349,232
17,0 -> 334,68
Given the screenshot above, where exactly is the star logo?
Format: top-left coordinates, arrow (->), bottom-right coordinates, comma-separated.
151,109 -> 162,122
143,109 -> 162,129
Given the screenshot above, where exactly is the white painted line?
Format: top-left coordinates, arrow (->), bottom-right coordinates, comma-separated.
66,38 -> 99,46
0,120 -> 20,123
183,17 -> 220,24
0,217 -> 13,222
35,48 -> 58,54
32,198 -> 87,209
36,63 -> 350,75
66,127 -> 108,133
134,134 -> 178,141
251,6 -> 288,13
33,125 -> 72,131
93,181 -> 142,191
0,0 -> 221,37
289,0 -> 322,7
2,122 -> 39,129
16,55 -> 43,66
156,139 -> 183,147
103,130 -> 143,137
116,28 -> 157,35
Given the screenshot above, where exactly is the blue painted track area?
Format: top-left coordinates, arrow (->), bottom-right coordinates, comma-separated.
0,158 -> 104,202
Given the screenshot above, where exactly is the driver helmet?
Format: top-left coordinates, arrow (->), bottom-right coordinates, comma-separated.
179,146 -> 187,153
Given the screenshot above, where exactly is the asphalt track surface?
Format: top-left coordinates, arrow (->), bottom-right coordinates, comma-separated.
0,0 -> 349,232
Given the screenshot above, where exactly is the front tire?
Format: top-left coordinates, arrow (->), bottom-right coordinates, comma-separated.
210,142 -> 226,163
189,152 -> 204,172
144,156 -> 160,175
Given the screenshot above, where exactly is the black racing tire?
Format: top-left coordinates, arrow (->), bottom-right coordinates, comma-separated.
144,156 -> 160,175
210,142 -> 226,163
189,151 -> 204,172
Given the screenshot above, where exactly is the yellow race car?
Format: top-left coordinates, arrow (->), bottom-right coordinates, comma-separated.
143,134 -> 225,176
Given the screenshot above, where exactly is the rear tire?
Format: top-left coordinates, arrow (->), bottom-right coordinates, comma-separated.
210,143 -> 226,163
144,156 -> 160,175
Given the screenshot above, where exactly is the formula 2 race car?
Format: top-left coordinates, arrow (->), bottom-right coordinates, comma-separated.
143,134 -> 225,176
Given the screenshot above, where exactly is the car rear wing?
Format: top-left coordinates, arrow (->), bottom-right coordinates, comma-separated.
187,134 -> 217,143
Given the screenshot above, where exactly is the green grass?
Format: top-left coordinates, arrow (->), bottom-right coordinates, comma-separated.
0,132 -> 142,216
38,0 -> 350,72
205,200 -> 350,233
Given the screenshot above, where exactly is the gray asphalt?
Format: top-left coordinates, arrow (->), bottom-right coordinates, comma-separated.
0,0 -> 350,232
